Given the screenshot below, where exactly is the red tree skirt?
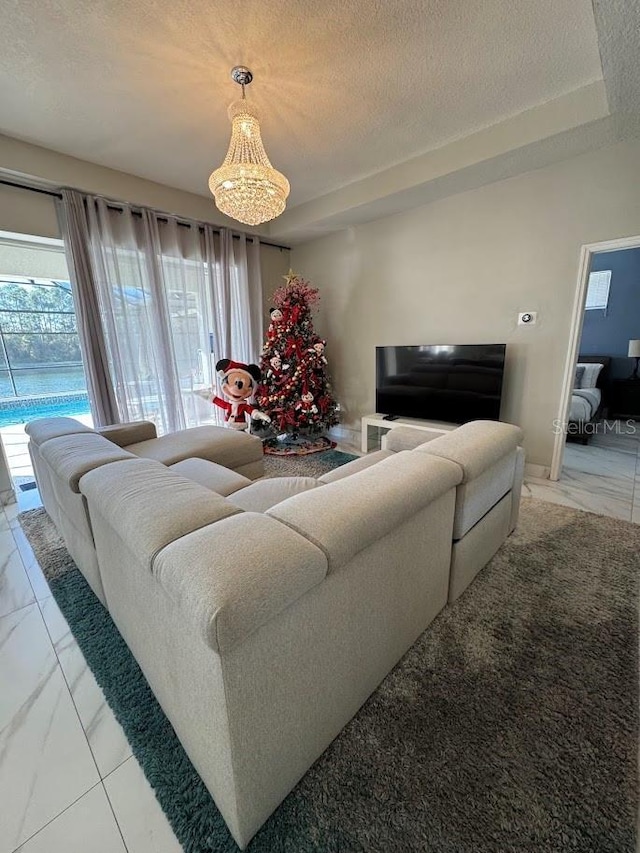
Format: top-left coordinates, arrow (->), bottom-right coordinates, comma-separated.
263,435 -> 337,456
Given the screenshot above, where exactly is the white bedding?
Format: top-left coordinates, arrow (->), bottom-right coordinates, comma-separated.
569,387 -> 601,423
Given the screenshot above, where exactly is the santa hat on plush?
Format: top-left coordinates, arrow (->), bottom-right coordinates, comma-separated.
215,358 -> 261,389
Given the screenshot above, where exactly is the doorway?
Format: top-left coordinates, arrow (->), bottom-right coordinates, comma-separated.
547,235 -> 640,522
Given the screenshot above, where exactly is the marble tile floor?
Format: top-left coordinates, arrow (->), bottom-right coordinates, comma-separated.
0,414 -> 94,486
523,427 -> 640,522
2,430 -> 638,853
0,489 -> 183,853
0,433 -> 363,853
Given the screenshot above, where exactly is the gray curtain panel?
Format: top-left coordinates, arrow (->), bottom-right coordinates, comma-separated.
56,189 -> 264,434
55,189 -> 120,427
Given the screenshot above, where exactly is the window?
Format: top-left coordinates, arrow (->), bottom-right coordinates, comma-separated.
585,270 -> 611,311
0,277 -> 86,397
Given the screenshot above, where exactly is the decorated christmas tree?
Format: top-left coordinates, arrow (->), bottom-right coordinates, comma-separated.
255,271 -> 339,442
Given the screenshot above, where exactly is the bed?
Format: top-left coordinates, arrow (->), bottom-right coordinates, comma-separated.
567,355 -> 611,444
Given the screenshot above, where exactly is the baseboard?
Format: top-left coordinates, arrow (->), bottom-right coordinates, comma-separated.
329,424 -> 359,447
525,463 -> 550,480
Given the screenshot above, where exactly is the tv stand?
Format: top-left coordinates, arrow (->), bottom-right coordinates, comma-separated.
361,413 -> 458,453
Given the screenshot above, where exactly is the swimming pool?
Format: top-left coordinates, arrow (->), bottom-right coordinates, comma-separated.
0,367 -> 87,399
0,392 -> 91,427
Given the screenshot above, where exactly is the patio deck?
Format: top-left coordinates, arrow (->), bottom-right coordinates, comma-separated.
1,413 -> 94,483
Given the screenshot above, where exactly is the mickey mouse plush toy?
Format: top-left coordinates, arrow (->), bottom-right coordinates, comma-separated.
212,358 -> 271,431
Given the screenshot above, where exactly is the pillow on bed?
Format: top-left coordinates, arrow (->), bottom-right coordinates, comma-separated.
574,365 -> 585,387
576,362 -> 603,389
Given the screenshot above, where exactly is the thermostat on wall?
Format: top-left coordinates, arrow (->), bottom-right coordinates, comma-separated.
518,312 -> 537,325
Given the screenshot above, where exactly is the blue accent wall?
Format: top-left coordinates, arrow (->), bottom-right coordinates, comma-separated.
579,247 -> 640,379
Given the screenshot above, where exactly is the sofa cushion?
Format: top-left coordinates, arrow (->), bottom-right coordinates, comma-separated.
126,424 -> 263,470
25,416 -> 94,447
229,477 -> 319,512
154,512 -> 328,653
80,457 -> 242,571
417,420 -> 523,482
39,432 -> 135,493
267,451 -> 462,573
169,458 -> 252,496
317,450 -> 391,484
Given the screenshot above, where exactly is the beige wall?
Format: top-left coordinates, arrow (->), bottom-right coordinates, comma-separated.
0,183 -> 60,239
0,161 -> 289,318
0,133 -> 268,236
260,244 -> 291,326
292,139 -> 640,470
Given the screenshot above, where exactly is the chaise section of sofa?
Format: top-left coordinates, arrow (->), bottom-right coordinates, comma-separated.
124,424 -> 264,479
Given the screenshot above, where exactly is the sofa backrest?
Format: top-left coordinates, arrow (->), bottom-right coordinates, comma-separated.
80,456 -> 242,571
415,420 -> 523,482
154,512 -> 328,654
76,445 -> 464,653
267,450 -> 462,574
78,454 -> 329,654
39,432 -> 136,493
415,420 -> 524,540
25,416 -> 94,447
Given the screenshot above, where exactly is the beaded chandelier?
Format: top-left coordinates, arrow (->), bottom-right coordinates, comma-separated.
209,67 -> 290,227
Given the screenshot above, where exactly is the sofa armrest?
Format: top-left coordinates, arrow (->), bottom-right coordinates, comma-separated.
417,420 -> 523,482
267,451 -> 461,573
97,420 -> 157,446
153,513 -> 328,653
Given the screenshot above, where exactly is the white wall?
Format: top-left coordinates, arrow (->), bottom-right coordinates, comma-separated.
292,139 -> 640,470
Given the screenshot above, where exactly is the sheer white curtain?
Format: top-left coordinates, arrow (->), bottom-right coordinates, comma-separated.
58,191 -> 263,433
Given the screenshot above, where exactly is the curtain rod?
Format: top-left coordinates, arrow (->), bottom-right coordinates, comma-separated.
0,178 -> 291,252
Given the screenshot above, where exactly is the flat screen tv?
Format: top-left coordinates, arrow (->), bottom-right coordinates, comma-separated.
376,344 -> 506,424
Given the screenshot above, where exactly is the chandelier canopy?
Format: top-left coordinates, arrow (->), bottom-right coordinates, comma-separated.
209,67 -> 290,227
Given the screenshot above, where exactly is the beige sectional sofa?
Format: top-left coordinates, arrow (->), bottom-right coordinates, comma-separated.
27,416 -> 523,849
382,423 -> 525,601
25,417 -> 263,603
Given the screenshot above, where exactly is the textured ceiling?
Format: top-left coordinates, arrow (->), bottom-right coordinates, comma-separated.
0,0 -> 603,212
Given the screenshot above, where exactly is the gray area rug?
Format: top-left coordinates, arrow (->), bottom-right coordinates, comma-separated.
19,497 -> 639,852
263,448 -> 357,478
